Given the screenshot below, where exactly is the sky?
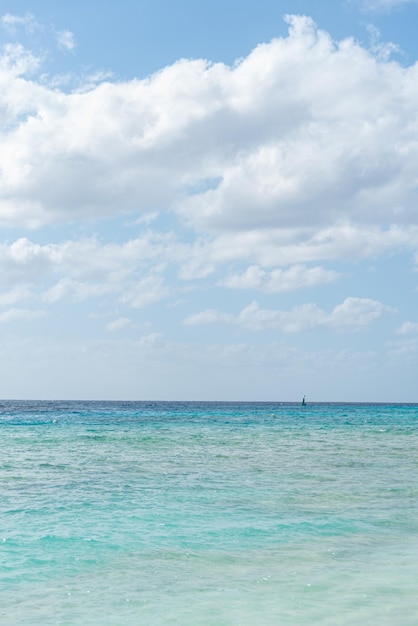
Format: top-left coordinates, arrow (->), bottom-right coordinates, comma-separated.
1,0 -> 418,401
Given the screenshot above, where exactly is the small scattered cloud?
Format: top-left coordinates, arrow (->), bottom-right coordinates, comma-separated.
135,212 -> 160,226
356,0 -> 418,11
106,317 -> 132,332
135,332 -> 165,349
0,285 -> 32,307
396,321 -> 418,334
0,235 -> 174,309
55,29 -> 76,51
1,13 -> 38,34
43,278 -> 113,303
1,13 -> 76,55
184,297 -> 394,332
184,309 -> 234,326
366,25 -> 400,61
328,297 -> 395,330
118,275 -> 169,309
221,264 -> 339,293
387,337 -> 418,361
0,307 -> 44,323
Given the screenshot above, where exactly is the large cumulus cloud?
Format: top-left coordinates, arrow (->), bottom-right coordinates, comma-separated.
0,17 -> 418,240
1,13 -> 418,311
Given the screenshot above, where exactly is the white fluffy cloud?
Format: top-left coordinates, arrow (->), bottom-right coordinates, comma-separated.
0,222 -> 413,314
184,297 -> 394,332
0,235 -> 176,308
0,12 -> 417,342
0,13 -> 418,269
178,224 -> 418,278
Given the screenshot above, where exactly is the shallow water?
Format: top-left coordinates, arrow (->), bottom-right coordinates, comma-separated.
1,401 -> 418,625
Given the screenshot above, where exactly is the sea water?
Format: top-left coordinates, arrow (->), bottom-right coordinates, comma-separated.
1,401 -> 418,625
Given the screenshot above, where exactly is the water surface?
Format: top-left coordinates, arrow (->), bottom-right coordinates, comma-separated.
1,401 -> 417,625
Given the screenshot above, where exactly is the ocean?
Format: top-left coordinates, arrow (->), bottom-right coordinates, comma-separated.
1,401 -> 417,625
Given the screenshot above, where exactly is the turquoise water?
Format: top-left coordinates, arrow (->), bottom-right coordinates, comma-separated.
1,401 -> 418,625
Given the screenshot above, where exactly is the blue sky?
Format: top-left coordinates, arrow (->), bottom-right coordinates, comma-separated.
1,0 -> 418,400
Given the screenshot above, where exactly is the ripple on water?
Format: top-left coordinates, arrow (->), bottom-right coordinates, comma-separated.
0,401 -> 418,625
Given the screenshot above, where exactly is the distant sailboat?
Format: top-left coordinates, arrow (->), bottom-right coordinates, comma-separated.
301,395 -> 306,406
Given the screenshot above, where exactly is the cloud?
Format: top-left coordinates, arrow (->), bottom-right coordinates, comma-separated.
55,30 -> 76,51
0,285 -> 32,307
366,25 -> 401,61
328,297 -> 394,329
356,0 -> 418,11
135,332 -> 165,349
1,13 -> 38,34
1,12 -> 418,327
0,42 -> 41,76
184,297 -> 394,332
2,13 -> 76,53
0,234 -> 167,278
106,317 -> 132,332
177,224 -> 418,279
0,238 -> 56,284
0,307 -> 44,323
0,229 -> 411,316
118,274 -> 169,309
183,309 -> 235,326
0,235 -> 174,308
43,278 -> 115,302
221,264 -> 339,292
396,321 -> 418,334
0,13 -> 417,270
387,337 -> 418,361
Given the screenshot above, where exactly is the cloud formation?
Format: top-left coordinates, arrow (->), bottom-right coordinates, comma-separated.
106,317 -> 132,332
0,14 -> 418,271
396,321 -> 418,334
0,235 -> 176,308
358,0 -> 418,11
221,264 -> 338,292
55,30 -> 76,51
0,10 -> 415,368
1,12 -> 76,52
0,307 -> 44,323
184,297 -> 394,332
1,13 -> 38,34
